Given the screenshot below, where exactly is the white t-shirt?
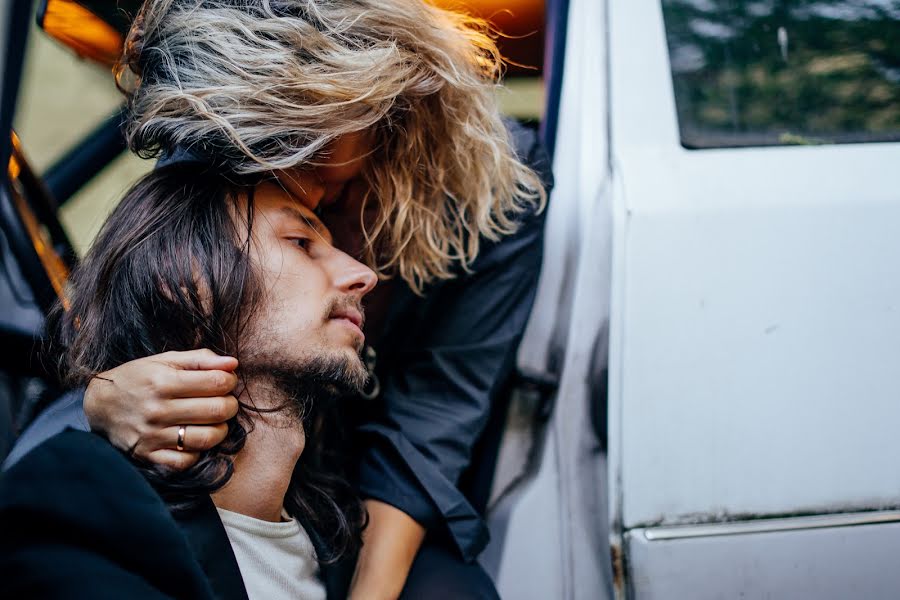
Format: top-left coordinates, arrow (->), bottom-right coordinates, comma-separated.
216,507 -> 326,600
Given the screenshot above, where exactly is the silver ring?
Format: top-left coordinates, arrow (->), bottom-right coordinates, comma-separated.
176,426 -> 186,452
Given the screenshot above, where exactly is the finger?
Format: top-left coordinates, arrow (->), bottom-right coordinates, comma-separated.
136,423 -> 228,456
159,349 -> 238,371
147,449 -> 201,471
144,423 -> 230,453
151,396 -> 238,426
157,368 -> 238,397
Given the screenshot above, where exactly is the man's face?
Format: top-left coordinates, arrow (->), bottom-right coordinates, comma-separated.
237,182 -> 377,403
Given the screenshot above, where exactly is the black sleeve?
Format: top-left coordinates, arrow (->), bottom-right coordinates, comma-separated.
0,430 -> 216,599
357,121 -> 553,561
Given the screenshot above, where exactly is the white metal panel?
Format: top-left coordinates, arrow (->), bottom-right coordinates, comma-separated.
490,434 -> 565,599
607,0 -> 900,530
627,518 -> 900,599
494,0 -> 613,598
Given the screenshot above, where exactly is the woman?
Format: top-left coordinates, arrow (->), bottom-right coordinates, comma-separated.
78,1 -> 551,598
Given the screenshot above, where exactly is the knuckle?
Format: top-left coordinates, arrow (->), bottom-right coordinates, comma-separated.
178,453 -> 200,470
197,428 -> 219,449
211,397 -> 235,421
143,400 -> 167,424
212,371 -> 229,391
145,370 -> 168,395
134,421 -> 154,441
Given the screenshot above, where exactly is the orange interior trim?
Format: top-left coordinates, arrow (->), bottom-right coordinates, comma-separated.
42,0 -> 124,67
8,132 -> 71,308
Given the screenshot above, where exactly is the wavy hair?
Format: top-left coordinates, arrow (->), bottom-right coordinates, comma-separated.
117,0 -> 546,292
49,164 -> 365,562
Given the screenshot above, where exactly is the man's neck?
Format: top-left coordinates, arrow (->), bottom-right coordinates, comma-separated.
211,384 -> 305,522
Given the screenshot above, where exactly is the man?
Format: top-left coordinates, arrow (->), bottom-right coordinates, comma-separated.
0,163 -> 377,599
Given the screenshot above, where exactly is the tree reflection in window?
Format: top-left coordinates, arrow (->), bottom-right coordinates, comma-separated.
660,0 -> 900,148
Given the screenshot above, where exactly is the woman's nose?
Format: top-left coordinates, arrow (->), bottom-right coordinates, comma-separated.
275,169 -> 326,210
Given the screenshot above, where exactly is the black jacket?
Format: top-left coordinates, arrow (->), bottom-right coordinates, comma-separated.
355,120 -> 553,561
0,429 -> 351,599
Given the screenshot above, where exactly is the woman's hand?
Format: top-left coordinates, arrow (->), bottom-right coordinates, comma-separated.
84,349 -> 239,470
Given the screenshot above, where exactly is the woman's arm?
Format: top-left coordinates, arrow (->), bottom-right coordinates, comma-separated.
349,500 -> 426,600
355,200 -> 546,562
351,120 -> 552,585
83,349 -> 239,468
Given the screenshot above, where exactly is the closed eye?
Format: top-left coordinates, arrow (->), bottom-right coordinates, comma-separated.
291,237 -> 312,252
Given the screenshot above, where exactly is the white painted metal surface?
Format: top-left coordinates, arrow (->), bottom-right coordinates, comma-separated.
643,510 -> 900,541
607,0 -> 900,531
627,519 -> 900,599
491,0 -> 612,598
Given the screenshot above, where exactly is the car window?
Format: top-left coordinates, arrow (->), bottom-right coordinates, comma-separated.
660,0 -> 900,148
13,14 -> 152,255
14,17 -> 122,172
437,0 -> 547,120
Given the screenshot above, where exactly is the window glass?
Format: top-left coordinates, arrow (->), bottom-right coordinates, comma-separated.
660,1 -> 900,148
13,15 -> 152,254
13,17 -> 123,172
438,0 -> 547,120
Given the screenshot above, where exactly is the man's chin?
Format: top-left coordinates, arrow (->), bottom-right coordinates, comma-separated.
327,354 -> 368,397
242,349 -> 367,403
296,351 -> 367,398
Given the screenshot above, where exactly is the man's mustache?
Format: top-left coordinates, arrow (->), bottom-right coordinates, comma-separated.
324,295 -> 366,330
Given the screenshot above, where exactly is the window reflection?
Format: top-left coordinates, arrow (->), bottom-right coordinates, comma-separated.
661,0 -> 900,148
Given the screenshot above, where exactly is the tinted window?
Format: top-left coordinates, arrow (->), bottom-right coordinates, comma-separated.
660,1 -> 900,148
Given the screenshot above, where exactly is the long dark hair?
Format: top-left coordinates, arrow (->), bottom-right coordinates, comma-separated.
49,163 -> 364,562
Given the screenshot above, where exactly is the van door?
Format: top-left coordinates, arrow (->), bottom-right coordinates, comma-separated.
607,1 -> 900,597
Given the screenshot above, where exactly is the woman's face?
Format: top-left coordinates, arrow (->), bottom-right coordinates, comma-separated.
275,129 -> 375,212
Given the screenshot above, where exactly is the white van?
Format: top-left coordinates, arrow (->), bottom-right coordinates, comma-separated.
489,0 -> 900,598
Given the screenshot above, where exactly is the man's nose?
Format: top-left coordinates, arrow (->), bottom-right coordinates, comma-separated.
331,249 -> 378,297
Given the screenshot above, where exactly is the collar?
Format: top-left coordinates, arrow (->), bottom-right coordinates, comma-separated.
172,496 -> 250,600
173,496 -> 353,600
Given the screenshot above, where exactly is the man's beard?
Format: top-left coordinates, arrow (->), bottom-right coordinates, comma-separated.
237,350 -> 367,424
237,295 -> 369,422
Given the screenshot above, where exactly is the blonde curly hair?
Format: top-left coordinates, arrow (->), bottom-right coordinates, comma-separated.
118,0 -> 546,292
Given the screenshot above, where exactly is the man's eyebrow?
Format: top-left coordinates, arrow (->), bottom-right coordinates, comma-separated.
279,206 -> 332,241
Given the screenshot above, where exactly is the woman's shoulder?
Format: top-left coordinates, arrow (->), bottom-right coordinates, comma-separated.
504,117 -> 554,194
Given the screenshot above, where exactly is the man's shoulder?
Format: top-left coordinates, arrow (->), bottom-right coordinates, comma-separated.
0,428 -> 165,536
2,429 -> 138,494
0,430 -> 219,599
2,389 -> 89,470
